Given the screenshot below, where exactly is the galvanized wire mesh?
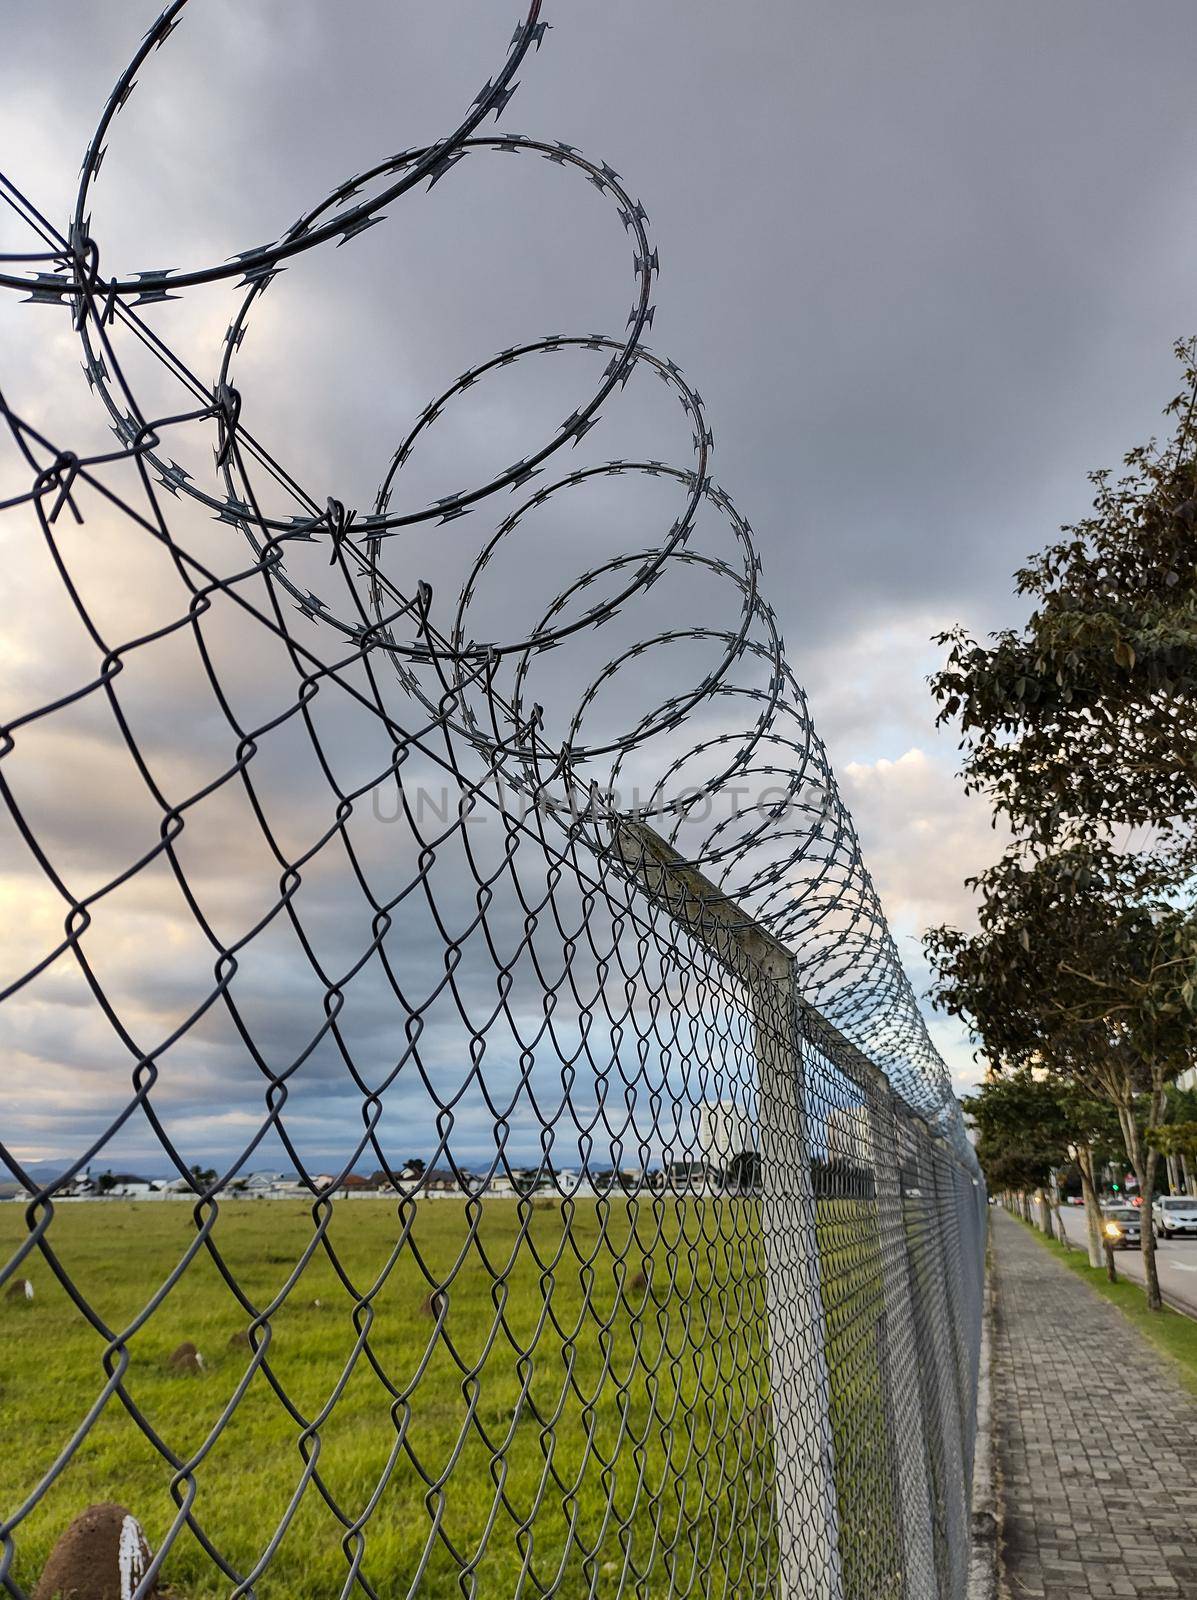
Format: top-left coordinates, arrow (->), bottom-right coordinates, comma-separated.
0,7 -> 985,1598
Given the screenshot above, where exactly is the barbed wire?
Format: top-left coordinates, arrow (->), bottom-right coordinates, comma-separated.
0,6 -> 982,1598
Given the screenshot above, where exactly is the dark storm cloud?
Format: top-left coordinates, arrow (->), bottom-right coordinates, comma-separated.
9,0 -> 1194,642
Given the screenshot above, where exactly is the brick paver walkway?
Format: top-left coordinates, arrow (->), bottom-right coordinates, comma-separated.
992,1209 -> 1197,1598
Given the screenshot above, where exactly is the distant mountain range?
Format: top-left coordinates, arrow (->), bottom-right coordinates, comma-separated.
7,1160 -> 73,1184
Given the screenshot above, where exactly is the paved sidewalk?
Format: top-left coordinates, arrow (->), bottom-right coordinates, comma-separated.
992,1209 -> 1197,1598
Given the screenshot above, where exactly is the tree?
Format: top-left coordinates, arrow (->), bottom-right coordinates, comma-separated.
1150,1122 -> 1197,1182
961,1071 -> 1062,1203
1153,1085 -> 1197,1193
1056,1085 -> 1125,1264
931,339 -> 1197,859
927,844 -> 1197,1307
927,345 -> 1197,1308
188,1165 -> 218,1189
1146,1116 -> 1197,1196
961,1069 -> 1116,1261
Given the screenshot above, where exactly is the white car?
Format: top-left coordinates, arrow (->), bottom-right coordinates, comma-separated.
1152,1196 -> 1197,1238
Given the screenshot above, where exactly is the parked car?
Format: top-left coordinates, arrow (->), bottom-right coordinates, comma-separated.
1102,1207 -> 1144,1250
1152,1196 -> 1197,1238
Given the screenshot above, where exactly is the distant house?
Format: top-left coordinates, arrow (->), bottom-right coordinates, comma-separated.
423,1169 -> 458,1193
511,1167 -> 559,1196
321,1174 -> 376,1197
47,1173 -> 96,1198
556,1170 -> 596,1198
244,1172 -> 285,1192
221,1172 -> 293,1198
365,1166 -> 432,1191
592,1169 -> 643,1195
107,1174 -> 159,1197
662,1159 -> 716,1192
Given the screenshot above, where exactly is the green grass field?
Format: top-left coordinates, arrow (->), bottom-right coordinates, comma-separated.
1,1196 -> 899,1599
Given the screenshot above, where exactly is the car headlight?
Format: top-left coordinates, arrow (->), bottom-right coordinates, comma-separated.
1104,1222 -> 1123,1239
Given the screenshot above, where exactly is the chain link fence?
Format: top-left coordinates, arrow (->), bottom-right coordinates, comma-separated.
0,6 -> 985,1597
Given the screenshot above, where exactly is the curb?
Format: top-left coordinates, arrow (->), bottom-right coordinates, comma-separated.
967,1235 -> 1002,1600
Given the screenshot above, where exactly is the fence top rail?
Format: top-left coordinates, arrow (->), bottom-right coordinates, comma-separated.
610,818 -> 795,982
613,815 -> 962,1155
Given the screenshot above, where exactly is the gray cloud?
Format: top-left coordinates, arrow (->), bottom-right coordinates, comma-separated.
3,0 -> 1193,1168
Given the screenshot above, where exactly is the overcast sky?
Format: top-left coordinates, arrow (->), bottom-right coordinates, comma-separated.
4,0 -> 1196,1174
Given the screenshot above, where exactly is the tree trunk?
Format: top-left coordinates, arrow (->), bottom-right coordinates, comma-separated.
1183,1152 -> 1194,1195
1077,1144 -> 1103,1270
1022,1191 -> 1033,1225
1048,1169 -> 1070,1251
1141,1145 -> 1163,1312
1120,1088 -> 1164,1313
1039,1188 -> 1054,1239
1167,1153 -> 1180,1195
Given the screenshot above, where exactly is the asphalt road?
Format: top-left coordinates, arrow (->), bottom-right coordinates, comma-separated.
1055,1203 -> 1197,1318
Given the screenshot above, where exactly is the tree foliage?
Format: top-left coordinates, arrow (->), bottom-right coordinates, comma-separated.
961,1072 -> 1070,1193
1146,1122 -> 1197,1161
925,344 -> 1197,1306
932,340 -> 1197,853
927,844 -> 1197,1101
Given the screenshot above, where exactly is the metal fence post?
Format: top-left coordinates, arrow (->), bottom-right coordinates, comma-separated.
797,1004 -> 938,1600
867,1088 -> 937,1600
755,960 -> 845,1600
614,822 -> 843,1600
913,1133 -> 972,1599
